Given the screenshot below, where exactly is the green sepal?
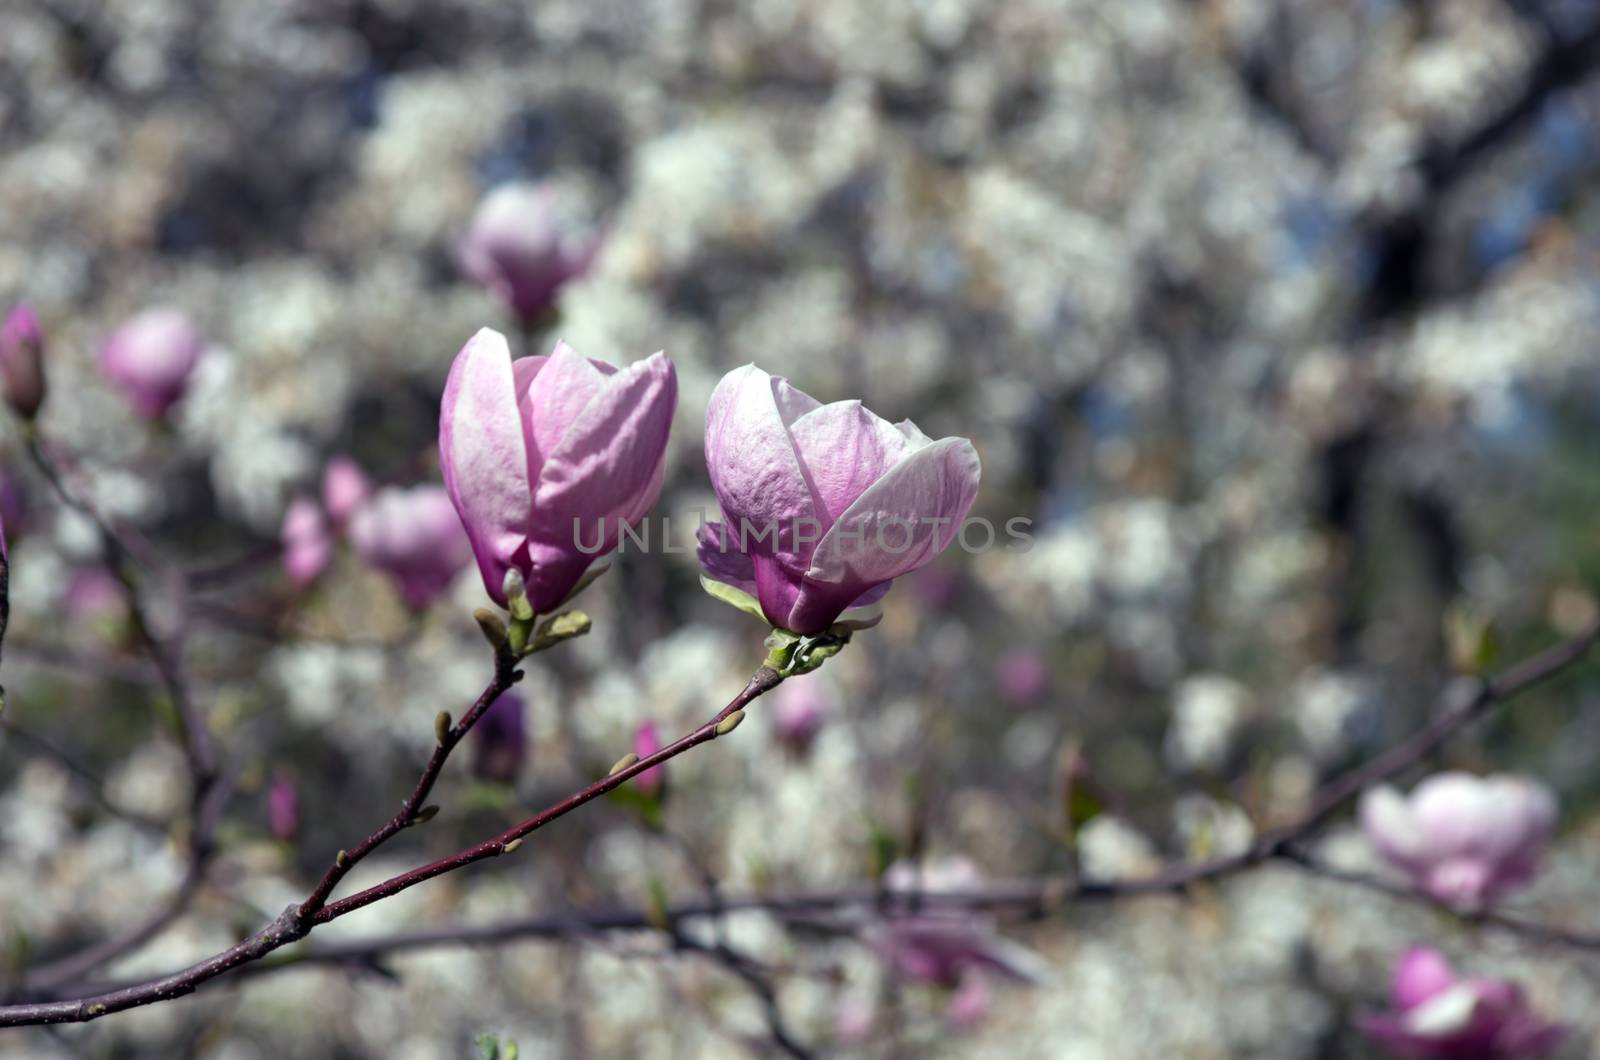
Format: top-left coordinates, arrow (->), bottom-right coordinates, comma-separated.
700,575 -> 767,620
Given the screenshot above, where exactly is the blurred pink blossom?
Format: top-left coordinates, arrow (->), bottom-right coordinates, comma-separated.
771,674 -> 828,753
1360,772 -> 1556,910
995,648 -> 1049,704
321,456 -> 372,527
472,691 -> 527,785
348,485 -> 473,608
99,307 -> 205,419
280,496 -> 333,589
1,304 -> 45,418
867,859 -> 1051,995
632,721 -> 665,798
1360,946 -> 1567,1058
457,182 -> 600,325
62,567 -> 126,623
266,775 -> 300,842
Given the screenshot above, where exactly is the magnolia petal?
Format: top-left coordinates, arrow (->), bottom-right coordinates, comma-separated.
705,365 -> 820,570
520,340 -> 615,475
1359,786 -> 1427,869
696,521 -> 758,596
1391,947 -> 1458,1009
439,327 -> 532,606
787,400 -> 920,527
528,351 -> 676,603
808,437 -> 981,587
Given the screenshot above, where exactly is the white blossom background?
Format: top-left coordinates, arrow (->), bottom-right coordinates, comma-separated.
4,0 -> 1600,1056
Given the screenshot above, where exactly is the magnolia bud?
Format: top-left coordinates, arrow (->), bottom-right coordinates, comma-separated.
0,305 -> 45,419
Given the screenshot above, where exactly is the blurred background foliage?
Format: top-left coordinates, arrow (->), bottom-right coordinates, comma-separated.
4,0 -> 1600,1056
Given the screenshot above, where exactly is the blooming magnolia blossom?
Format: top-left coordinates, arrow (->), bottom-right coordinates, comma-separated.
698,365 -> 981,634
1360,946 -> 1567,1058
439,328 -> 676,612
99,307 -> 205,419
321,456 -> 372,526
1,304 -> 45,418
281,497 -> 333,588
1359,772 -> 1557,909
472,691 -> 527,784
632,721 -> 665,798
457,182 -> 600,325
867,858 -> 1051,996
349,485 -> 473,608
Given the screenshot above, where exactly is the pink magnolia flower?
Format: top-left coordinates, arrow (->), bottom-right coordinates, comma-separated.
1360,946 -> 1567,1058
281,496 -> 333,588
867,859 -> 1051,991
771,674 -> 828,754
99,307 -> 205,419
995,648 -> 1049,704
439,328 -> 676,612
457,182 -> 600,325
1359,772 -> 1557,910
472,691 -> 527,784
321,456 -> 372,527
632,721 -> 665,798
348,485 -> 473,608
698,366 -> 981,635
1,304 -> 45,418
266,775 -> 300,842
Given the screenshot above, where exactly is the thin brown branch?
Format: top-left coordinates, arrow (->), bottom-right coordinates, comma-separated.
1277,846 -> 1600,951
296,644 -> 523,917
24,436 -> 215,783
0,662 -> 783,1026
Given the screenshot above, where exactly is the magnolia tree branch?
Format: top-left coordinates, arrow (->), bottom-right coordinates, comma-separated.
23,436 -> 215,782
0,663 -> 783,1026
296,643 -> 524,917
7,436 -> 228,996
1,618 -> 1593,1029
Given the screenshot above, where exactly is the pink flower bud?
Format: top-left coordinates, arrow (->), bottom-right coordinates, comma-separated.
266,775 -> 300,842
995,648 -> 1049,704
632,721 -> 665,798
321,456 -> 372,526
99,307 -> 205,419
1359,946 -> 1567,1058
281,497 -> 333,588
457,182 -> 600,326
348,485 -> 473,608
0,305 -> 46,419
439,329 -> 676,612
472,691 -> 527,784
771,675 -> 828,754
698,366 -> 981,634
1359,772 -> 1557,910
